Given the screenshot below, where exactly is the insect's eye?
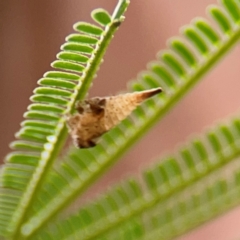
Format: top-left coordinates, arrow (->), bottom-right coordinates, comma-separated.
98,99 -> 106,106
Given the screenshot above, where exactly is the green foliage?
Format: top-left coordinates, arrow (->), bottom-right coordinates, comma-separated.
33,116 -> 240,240
0,1 -> 129,239
1,0 -> 240,239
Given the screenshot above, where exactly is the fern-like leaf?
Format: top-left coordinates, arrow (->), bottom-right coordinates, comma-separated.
20,0 -> 240,238
33,113 -> 240,240
0,1 -> 129,239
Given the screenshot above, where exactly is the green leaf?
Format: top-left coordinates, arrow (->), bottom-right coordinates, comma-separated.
74,22 -> 103,36
91,9 -> 112,26
51,60 -> 85,73
57,52 -> 89,63
0,1 -> 129,239
27,104 -> 64,114
30,95 -> 69,105
209,5 -> 232,34
221,0 -> 240,23
183,26 -> 209,55
2,0 -> 240,239
33,87 -> 72,98
61,43 -> 94,54
194,18 -> 220,45
10,141 -> 43,151
170,38 -> 197,67
44,71 -> 80,80
35,114 -> 240,240
38,78 -> 77,90
66,34 -> 99,44
21,1 -> 240,238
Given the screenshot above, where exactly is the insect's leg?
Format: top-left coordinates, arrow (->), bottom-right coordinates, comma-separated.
87,140 -> 97,148
75,101 -> 85,114
76,138 -> 96,148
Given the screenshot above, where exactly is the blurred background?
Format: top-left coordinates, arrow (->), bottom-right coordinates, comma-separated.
1,0 -> 240,239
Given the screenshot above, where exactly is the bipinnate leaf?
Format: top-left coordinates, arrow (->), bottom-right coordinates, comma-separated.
0,1 -> 130,239
21,1 -> 240,238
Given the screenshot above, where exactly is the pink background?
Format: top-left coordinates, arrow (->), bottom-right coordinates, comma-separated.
1,0 -> 240,239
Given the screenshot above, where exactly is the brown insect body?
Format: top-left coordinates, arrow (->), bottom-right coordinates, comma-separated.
66,87 -> 162,148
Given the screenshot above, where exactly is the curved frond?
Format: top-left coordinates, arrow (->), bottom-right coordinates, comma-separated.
21,0 -> 240,237
32,112 -> 240,240
0,1 -> 129,239
140,175 -> 240,240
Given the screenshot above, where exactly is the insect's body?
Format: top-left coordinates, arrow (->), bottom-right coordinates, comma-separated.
66,88 -> 162,148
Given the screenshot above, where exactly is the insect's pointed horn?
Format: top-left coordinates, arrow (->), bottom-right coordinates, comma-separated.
135,87 -> 162,103
104,87 -> 163,129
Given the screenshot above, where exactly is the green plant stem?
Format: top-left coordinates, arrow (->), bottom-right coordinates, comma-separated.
112,0 -> 130,19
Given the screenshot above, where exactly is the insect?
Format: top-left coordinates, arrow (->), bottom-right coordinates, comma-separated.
66,87 -> 162,148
